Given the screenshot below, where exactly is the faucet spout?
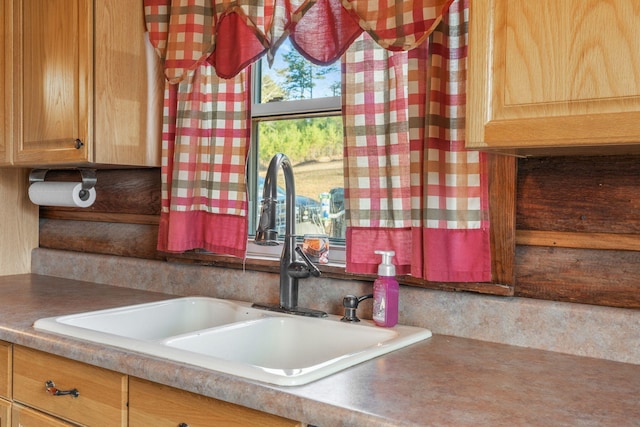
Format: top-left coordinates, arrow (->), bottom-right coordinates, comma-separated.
253,153 -> 327,318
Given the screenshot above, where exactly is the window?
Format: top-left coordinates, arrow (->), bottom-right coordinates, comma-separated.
247,39 -> 345,260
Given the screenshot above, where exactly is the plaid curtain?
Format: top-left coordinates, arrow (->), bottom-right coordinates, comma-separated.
145,1 -> 251,257
343,0 -> 492,282
143,0 -> 487,274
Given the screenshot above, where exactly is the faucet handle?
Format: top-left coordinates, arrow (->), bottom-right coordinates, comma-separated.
295,247 -> 321,277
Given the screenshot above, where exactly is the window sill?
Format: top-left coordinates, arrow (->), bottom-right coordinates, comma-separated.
163,248 -> 514,296
245,240 -> 346,264
164,248 -> 356,281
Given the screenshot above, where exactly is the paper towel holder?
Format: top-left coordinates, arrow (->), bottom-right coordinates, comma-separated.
29,168 -> 97,192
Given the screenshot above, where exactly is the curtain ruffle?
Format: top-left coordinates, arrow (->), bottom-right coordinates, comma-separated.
144,0 -> 454,80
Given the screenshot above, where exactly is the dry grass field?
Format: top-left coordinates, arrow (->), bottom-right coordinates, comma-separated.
293,159 -> 344,201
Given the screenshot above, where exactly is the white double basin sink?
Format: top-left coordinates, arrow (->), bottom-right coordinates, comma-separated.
34,297 -> 432,386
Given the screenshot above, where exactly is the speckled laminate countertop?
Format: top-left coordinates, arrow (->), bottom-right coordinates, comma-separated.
1,274 -> 638,427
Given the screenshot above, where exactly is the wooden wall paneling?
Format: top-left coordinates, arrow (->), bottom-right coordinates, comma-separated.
517,156 -> 640,233
40,169 -> 161,216
515,155 -> 640,308
488,154 -> 517,286
39,219 -> 161,260
38,169 -> 162,260
515,245 -> 640,308
516,230 -> 640,252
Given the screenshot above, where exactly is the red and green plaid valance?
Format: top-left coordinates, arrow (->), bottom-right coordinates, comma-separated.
144,0 -> 453,79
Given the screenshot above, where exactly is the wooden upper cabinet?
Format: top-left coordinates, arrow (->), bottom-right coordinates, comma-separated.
466,0 -> 640,156
0,2 -> 9,165
12,0 -> 163,167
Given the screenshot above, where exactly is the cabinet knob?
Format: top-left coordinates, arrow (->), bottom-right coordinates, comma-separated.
178,423 -> 189,427
74,139 -> 84,149
45,380 -> 80,398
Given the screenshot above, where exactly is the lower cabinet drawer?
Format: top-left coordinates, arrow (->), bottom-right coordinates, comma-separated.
129,377 -> 303,427
13,346 -> 127,427
0,341 -> 10,400
1,398 -> 10,427
11,403 -> 75,427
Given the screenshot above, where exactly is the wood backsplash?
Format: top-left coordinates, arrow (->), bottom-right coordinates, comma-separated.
38,157 -> 640,308
514,156 -> 640,308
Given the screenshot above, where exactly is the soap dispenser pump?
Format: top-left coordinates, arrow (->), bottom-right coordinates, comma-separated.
372,250 -> 399,327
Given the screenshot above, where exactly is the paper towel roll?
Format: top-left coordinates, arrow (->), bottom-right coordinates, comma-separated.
28,182 -> 96,208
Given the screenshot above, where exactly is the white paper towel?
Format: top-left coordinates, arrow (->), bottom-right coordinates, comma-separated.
28,182 -> 96,208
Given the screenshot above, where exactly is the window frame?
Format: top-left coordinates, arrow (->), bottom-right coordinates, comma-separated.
246,60 -> 346,264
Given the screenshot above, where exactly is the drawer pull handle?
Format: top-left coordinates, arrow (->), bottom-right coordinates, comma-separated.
45,380 -> 80,398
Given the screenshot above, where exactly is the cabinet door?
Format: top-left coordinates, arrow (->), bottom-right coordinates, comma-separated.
12,0 -> 91,165
466,0 -> 640,155
0,1 -> 10,165
92,0 -> 163,167
129,377 -> 302,427
0,341 -> 10,400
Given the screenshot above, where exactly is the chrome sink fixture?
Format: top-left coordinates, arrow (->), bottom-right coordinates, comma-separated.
34,297 -> 432,386
253,152 -> 327,318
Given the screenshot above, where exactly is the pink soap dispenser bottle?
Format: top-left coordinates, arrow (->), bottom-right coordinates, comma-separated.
372,250 -> 399,327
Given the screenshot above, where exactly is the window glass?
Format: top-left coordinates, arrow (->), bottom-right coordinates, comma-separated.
250,40 -> 345,244
259,43 -> 341,102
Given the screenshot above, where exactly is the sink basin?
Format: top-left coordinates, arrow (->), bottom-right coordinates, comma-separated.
35,297 -> 267,340
165,316 -> 396,368
162,315 -> 424,384
34,297 -> 432,386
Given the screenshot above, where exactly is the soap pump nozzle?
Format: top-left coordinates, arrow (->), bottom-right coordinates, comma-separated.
375,250 -> 396,277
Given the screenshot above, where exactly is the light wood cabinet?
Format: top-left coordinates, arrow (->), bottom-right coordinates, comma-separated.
466,0 -> 640,156
9,346 -> 305,426
0,399 -> 10,427
10,0 -> 163,167
13,346 -> 127,427
0,2 -> 9,164
0,343 -> 11,426
129,377 -> 302,427
11,403 -> 75,427
0,341 -> 11,400
0,169 -> 38,276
